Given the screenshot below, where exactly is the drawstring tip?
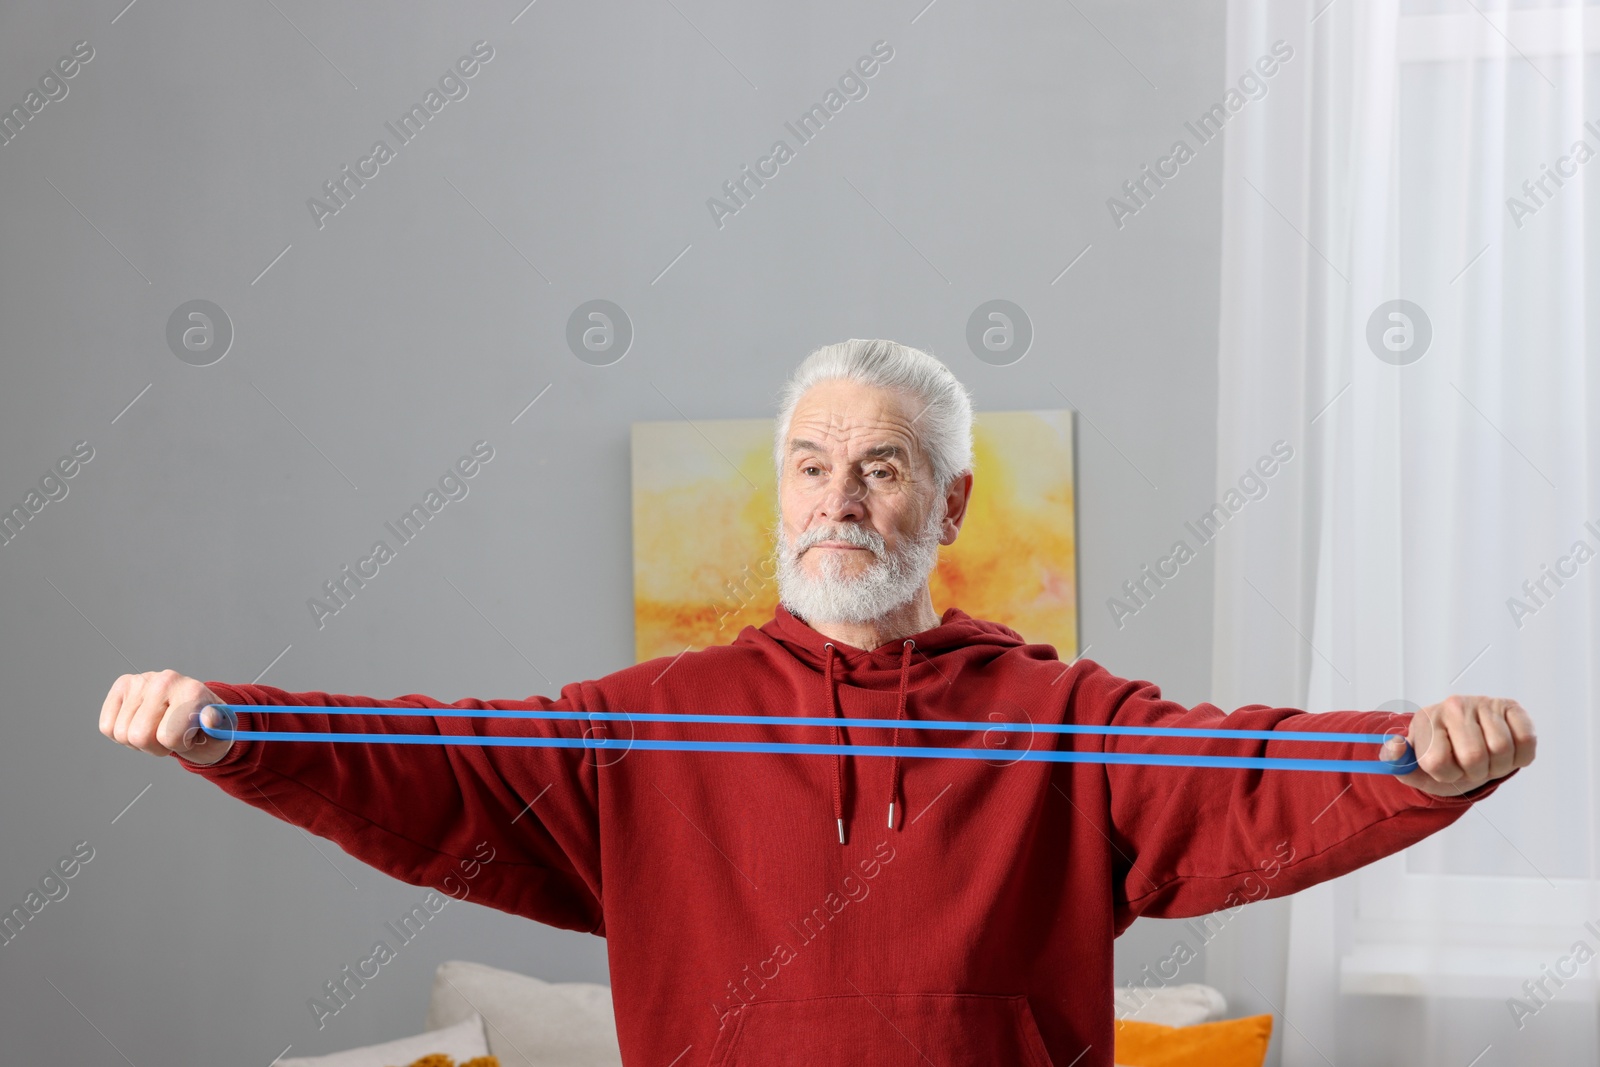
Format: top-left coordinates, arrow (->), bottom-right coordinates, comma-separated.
887,802 -> 895,829
837,817 -> 846,845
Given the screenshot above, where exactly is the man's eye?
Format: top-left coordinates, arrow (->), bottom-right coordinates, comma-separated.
801,465 -> 821,476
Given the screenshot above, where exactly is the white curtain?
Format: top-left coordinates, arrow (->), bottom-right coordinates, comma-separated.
1209,2 -> 1600,1064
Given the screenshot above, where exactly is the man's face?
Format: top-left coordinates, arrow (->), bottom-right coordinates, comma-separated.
774,379 -> 954,626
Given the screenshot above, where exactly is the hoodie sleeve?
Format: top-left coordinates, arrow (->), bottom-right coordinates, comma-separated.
1068,662 -> 1514,932
180,680 -> 605,935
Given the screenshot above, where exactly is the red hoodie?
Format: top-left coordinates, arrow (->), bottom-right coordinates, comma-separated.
185,605 -> 1503,1066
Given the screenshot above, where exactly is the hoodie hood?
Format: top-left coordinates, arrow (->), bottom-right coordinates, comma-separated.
737,603 -> 1029,844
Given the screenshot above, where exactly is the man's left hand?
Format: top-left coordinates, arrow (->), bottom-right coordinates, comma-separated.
1378,696 -> 1536,798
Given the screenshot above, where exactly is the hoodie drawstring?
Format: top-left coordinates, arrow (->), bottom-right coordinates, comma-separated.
822,637 -> 916,844
823,642 -> 848,845
888,638 -> 914,830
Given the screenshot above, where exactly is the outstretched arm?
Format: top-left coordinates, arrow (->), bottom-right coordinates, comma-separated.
98,670 -> 607,934
1059,663 -> 1536,930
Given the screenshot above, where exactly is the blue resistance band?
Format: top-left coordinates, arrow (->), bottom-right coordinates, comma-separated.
201,705 -> 1419,776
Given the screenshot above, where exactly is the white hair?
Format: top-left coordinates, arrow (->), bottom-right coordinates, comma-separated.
772,338 -> 975,490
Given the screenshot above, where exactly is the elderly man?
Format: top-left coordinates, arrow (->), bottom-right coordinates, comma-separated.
101,339 -> 1534,1066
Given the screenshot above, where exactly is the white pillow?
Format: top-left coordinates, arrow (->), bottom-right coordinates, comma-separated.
276,1014 -> 488,1067
427,960 -> 622,1067
1113,982 -> 1228,1027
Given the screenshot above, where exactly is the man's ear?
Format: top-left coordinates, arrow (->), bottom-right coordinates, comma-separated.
940,472 -> 974,545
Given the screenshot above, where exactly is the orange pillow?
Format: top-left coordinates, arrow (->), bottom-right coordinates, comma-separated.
393,1057 -> 499,1067
1113,1014 -> 1273,1067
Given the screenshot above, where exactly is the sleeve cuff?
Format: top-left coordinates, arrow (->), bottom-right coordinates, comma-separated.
1402,766 -> 1518,807
180,681 -> 255,771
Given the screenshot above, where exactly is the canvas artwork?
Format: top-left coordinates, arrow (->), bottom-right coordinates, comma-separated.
631,410 -> 1078,663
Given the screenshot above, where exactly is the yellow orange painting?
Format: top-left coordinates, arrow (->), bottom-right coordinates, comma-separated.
631,410 -> 1077,663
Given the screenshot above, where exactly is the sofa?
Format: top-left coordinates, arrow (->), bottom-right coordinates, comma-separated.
279,961 -> 1260,1067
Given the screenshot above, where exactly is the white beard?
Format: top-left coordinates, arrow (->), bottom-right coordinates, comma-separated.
774,503 -> 944,627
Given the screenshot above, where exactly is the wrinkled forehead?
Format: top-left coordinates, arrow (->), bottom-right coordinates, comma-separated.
786,380 -> 925,462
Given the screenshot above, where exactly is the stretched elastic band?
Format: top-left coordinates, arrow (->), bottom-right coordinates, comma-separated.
207,705 -> 1402,745
200,706 -> 1417,775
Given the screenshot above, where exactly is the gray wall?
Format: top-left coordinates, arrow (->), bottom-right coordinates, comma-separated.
0,1 -> 1225,1061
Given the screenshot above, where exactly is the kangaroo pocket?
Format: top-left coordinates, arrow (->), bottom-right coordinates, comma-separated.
705,992 -> 1058,1067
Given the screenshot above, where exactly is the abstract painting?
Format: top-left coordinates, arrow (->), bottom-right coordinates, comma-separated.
631,410 -> 1077,663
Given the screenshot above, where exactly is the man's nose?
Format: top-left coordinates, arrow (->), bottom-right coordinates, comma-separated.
818,470 -> 867,522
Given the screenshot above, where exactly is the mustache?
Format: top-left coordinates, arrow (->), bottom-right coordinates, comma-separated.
790,523 -> 886,556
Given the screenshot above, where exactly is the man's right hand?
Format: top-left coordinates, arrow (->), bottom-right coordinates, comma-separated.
99,670 -> 234,766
